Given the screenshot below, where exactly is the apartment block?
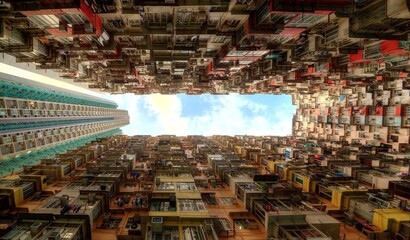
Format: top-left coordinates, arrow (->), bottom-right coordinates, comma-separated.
0,75 -> 129,176
0,1 -> 409,240
0,135 -> 407,240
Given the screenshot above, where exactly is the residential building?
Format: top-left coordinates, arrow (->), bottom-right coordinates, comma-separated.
0,74 -> 129,176
0,1 -> 409,240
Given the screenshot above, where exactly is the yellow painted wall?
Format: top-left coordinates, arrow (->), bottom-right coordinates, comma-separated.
267,160 -> 285,173
0,187 -> 24,207
234,146 -> 242,155
331,190 -> 367,209
0,176 -> 24,207
373,209 -> 410,232
302,176 -> 311,192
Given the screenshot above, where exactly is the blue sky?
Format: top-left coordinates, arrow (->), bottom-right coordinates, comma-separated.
103,94 -> 295,136
1,55 -> 295,136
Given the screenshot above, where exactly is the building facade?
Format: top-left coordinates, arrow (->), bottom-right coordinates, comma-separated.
1,135 -> 408,240
0,75 -> 129,176
0,1 -> 409,240
0,0 -> 408,95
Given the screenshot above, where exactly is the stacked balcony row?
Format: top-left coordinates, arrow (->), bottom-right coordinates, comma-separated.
0,97 -> 127,119
0,119 -> 128,159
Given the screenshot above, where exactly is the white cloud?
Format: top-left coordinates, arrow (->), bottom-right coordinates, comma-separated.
103,94 -> 294,136
142,94 -> 189,134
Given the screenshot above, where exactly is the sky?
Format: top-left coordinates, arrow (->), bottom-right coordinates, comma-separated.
103,93 -> 295,136
1,55 -> 295,137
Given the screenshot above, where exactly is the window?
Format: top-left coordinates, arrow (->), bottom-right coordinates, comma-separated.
178,199 -> 206,212
176,182 -> 196,190
155,182 -> 174,190
27,15 -> 59,28
60,13 -> 87,26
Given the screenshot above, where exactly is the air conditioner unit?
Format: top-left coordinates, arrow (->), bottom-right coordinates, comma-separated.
59,21 -> 67,32
49,231 -> 61,240
308,35 -> 317,52
166,22 -> 173,33
151,217 -> 163,233
197,11 -> 207,21
84,22 -> 93,33
30,222 -> 42,237
73,38 -> 80,47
